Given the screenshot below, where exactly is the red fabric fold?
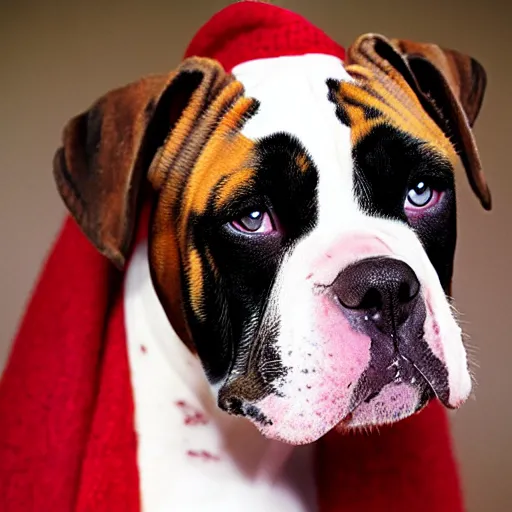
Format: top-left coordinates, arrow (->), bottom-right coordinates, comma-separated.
0,218 -> 139,512
317,401 -> 464,511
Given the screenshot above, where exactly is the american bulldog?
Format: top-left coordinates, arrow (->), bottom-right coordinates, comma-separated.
53,32 -> 489,510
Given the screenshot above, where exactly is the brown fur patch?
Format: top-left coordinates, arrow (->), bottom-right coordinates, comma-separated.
149,70 -> 258,340
215,167 -> 255,210
335,66 -> 456,164
295,152 -> 310,173
187,248 -> 205,319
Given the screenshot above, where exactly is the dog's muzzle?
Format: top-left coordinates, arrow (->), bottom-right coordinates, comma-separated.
332,256 -> 449,426
217,254 -> 457,442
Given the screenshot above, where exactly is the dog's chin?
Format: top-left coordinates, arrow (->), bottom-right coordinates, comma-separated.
336,381 -> 433,431
243,380 -> 434,445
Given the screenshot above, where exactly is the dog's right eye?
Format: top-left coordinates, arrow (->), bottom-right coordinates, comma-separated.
404,180 -> 442,217
231,210 -> 275,234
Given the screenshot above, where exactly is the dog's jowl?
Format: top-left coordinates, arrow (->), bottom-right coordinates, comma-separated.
53,31 -> 489,448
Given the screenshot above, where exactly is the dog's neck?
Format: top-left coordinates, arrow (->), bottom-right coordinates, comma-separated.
123,241 -> 317,511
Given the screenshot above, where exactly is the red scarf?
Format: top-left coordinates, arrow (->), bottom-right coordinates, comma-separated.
0,3 -> 464,510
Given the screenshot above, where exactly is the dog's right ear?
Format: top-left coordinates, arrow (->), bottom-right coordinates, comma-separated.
346,34 -> 491,210
53,58 -> 232,269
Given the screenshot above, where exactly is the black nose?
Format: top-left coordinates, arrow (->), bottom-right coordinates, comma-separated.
332,257 -> 420,334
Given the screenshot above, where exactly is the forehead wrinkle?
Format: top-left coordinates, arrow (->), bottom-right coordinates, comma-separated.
176,94 -> 257,239
368,72 -> 425,118
149,81 -> 250,208
339,82 -> 439,147
152,78 -> 213,180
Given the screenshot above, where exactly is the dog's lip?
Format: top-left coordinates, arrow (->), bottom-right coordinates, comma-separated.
337,380 -> 435,429
343,358 -> 435,417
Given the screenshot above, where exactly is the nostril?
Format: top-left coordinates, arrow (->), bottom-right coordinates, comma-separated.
359,287 -> 383,310
332,257 -> 420,323
398,282 -> 412,304
398,277 -> 420,304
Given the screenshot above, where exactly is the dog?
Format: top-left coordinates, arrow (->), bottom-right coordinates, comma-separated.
51,24 -> 489,511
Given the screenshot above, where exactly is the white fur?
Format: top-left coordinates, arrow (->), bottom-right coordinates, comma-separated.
232,54 -> 470,439
124,242 -> 317,511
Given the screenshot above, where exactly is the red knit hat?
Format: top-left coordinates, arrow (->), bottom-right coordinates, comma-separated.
0,3 -> 464,511
184,1 -> 345,71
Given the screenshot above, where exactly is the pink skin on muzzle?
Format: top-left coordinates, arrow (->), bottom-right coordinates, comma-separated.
249,236 -> 397,443
243,233 -> 461,443
255,301 -> 372,444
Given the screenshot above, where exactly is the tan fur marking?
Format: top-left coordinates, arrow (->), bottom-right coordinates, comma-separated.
148,59 -> 239,346
187,248 -> 205,320
344,64 -> 374,81
337,71 -> 457,162
150,69 -> 258,338
179,96 -> 256,226
295,152 -> 310,173
148,59 -> 233,191
215,167 -> 255,209
176,96 -> 256,325
224,97 -> 258,130
204,246 -> 218,279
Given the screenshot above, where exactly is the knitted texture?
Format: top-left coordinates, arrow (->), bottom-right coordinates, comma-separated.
184,2 -> 345,71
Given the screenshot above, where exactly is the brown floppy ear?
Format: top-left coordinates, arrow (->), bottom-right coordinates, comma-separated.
346,34 -> 491,210
53,57 -> 232,268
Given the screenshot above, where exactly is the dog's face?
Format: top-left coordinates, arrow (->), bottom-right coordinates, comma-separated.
54,35 -> 490,444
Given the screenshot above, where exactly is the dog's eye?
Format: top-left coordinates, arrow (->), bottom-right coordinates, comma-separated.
231,210 -> 274,234
405,181 -> 440,212
407,181 -> 432,206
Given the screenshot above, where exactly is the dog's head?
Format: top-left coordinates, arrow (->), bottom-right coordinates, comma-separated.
53,34 -> 489,444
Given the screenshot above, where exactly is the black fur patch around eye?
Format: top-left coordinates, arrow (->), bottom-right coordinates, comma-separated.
351,124 -> 457,291
186,133 -> 319,386
254,133 -> 319,243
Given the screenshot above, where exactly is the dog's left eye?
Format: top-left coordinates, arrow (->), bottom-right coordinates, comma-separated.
405,181 -> 440,211
231,210 -> 274,234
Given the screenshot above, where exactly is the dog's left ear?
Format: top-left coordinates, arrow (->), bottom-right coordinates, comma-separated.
347,34 -> 491,210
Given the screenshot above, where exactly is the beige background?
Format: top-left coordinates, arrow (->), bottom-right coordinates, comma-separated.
1,0 -> 510,509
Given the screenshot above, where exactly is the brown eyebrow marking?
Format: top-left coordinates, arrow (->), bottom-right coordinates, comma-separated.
214,167 -> 255,210
179,95 -> 257,225
330,67 -> 457,164
182,136 -> 254,222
